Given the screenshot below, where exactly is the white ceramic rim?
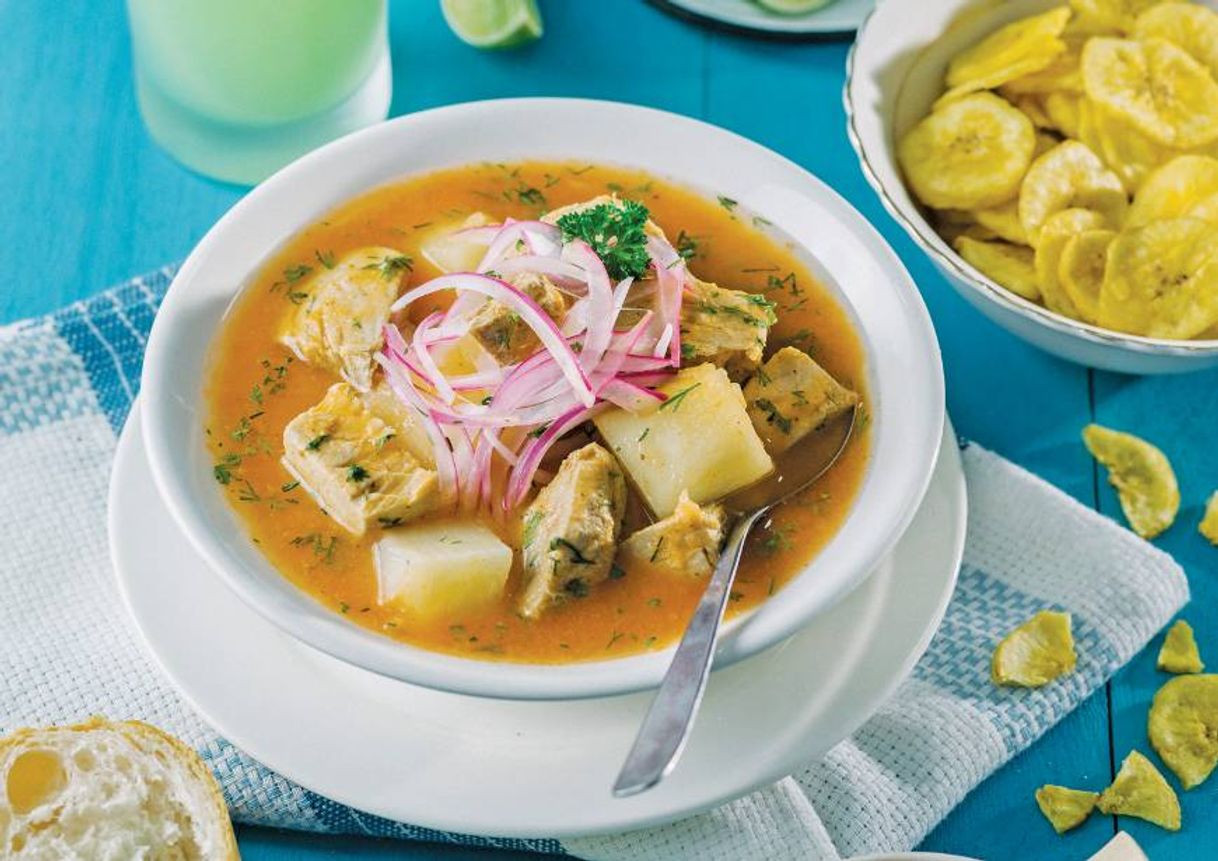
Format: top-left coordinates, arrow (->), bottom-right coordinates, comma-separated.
657,0 -> 876,35
843,1 -> 1218,359
140,97 -> 944,700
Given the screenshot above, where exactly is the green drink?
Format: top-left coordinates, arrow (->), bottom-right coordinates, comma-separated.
128,0 -> 390,185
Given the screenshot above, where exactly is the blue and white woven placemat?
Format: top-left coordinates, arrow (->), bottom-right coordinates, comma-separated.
0,269 -> 1189,860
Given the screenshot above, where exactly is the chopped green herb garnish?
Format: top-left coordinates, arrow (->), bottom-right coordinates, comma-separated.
522,510 -> 543,547
551,537 -> 593,565
306,434 -> 329,451
556,199 -> 653,281
230,416 -> 254,442
761,522 -> 795,556
363,254 -> 413,280
288,291 -> 310,305
675,230 -> 701,261
283,263 -> 313,283
717,195 -> 738,212
658,382 -> 702,412
378,516 -> 404,528
646,597 -> 662,608
609,564 -> 626,580
339,601 -> 350,614
281,480 -> 300,492
606,631 -> 625,649
754,397 -> 793,434
291,532 -> 340,564
347,464 -> 370,483
564,578 -> 590,598
213,452 -> 242,485
637,427 -> 650,443
315,249 -> 337,269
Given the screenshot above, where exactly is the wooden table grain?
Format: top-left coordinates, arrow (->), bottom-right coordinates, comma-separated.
2,1 -> 1213,858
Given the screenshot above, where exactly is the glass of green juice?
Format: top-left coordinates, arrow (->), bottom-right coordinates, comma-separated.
127,0 -> 391,186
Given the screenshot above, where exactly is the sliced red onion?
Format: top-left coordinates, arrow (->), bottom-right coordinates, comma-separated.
505,404 -> 605,509
600,378 -> 665,411
562,240 -> 614,373
392,273 -> 595,407
411,313 -> 457,404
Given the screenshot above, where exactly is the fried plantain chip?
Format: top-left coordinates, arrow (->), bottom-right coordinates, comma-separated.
1149,674 -> 1218,789
1098,217 -> 1218,338
946,7 -> 1072,96
1082,424 -> 1180,538
1127,154 -> 1218,227
1059,228 -> 1116,323
1089,101 -> 1177,192
1035,784 -> 1100,833
1097,750 -> 1181,830
1019,141 -> 1127,244
1036,208 -> 1109,316
1135,2 -> 1218,81
1082,37 -> 1218,149
899,93 -> 1037,210
1071,0 -> 1174,34
1158,619 -> 1205,674
1202,490 -> 1218,544
1009,93 -> 1057,130
955,236 -> 1041,301
992,610 -> 1077,687
1004,34 -> 1087,95
972,200 -> 1030,245
1044,91 -> 1084,138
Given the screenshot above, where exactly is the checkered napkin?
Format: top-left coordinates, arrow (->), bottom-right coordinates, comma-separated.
0,269 -> 1188,859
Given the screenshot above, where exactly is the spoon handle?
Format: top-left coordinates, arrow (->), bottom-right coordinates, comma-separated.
612,507 -> 768,798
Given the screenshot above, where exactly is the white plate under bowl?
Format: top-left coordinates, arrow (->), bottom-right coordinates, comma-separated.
110,403 -> 965,838
652,0 -> 876,36
846,0 -> 1218,374
138,97 -> 944,700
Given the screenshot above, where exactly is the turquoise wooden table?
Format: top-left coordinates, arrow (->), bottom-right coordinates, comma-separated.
3,1 -> 1214,858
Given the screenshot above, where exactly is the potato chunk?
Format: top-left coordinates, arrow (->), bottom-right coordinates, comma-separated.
282,383 -> 439,536
468,272 -> 567,364
519,444 -> 627,619
595,363 -> 774,517
743,347 -> 859,455
279,247 -> 409,390
375,521 -> 511,618
679,277 -> 775,381
620,491 -> 725,577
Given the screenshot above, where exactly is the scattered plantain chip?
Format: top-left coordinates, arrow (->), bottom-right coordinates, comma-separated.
1019,141 -> 1127,244
1082,36 -> 1218,149
1082,424 -> 1180,538
898,93 -> 1036,210
945,7 -> 1072,97
1157,619 -> 1204,674
1201,490 -> 1218,544
1098,217 -> 1218,339
1035,784 -> 1100,833
1127,154 -> 1218,227
954,236 -> 1041,301
1148,674 -> 1218,789
1097,750 -> 1182,831
992,610 -> 1077,687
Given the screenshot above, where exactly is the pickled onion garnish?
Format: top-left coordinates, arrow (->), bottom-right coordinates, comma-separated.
378,214 -> 690,511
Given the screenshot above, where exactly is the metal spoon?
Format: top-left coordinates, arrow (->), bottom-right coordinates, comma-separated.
612,405 -> 858,798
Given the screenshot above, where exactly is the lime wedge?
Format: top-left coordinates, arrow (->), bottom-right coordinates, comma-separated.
754,0 -> 836,15
440,0 -> 542,49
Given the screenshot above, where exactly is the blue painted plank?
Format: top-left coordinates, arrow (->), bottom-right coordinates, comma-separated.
698,30 -> 1111,861
1094,369 -> 1218,858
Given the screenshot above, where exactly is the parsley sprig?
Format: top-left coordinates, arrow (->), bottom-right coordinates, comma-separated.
556,200 -> 653,281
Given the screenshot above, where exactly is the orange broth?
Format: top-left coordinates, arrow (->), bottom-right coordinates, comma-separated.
205,161 -> 870,663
